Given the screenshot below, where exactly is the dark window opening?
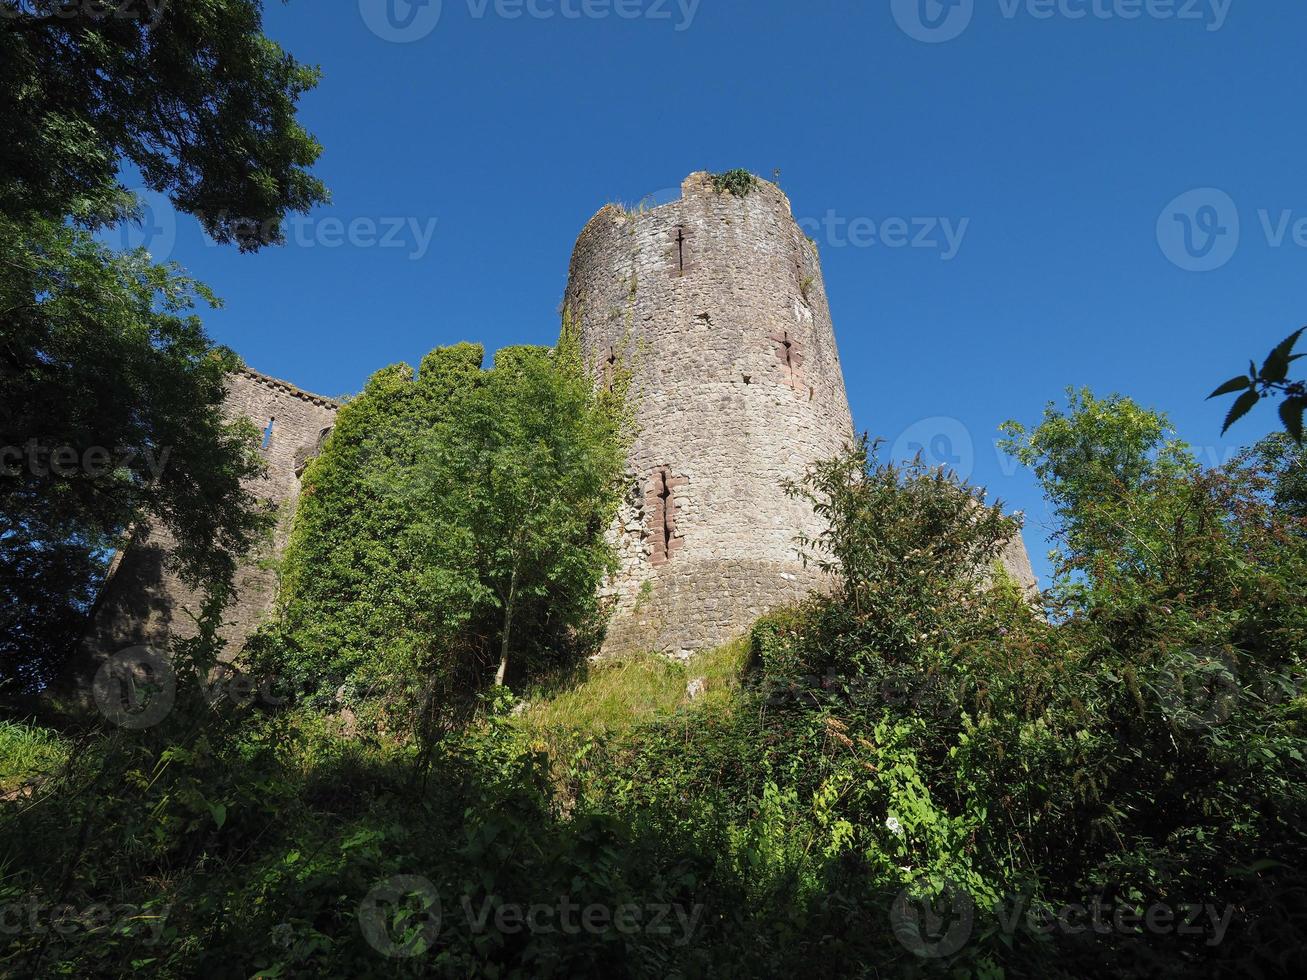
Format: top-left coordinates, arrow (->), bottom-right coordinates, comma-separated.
603,347 -> 618,390
675,227 -> 686,272
657,470 -> 673,556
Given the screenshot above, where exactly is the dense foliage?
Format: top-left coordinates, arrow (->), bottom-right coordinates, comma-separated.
0,0 -> 327,243
259,324 -> 628,745
1,0 -> 328,692
0,216 -> 268,692
2,388 -> 1302,977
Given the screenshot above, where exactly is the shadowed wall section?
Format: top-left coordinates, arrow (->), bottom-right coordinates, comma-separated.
77,368 -> 338,670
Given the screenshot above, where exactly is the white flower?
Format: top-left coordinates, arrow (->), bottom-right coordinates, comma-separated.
886,816 -> 904,836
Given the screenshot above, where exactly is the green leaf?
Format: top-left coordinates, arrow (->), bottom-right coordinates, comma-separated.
1221,389 -> 1260,433
1260,326 -> 1305,383
208,802 -> 226,829
1208,375 -> 1251,399
1279,396 -> 1305,443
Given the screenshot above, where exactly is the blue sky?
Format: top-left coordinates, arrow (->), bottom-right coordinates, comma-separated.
113,0 -> 1304,582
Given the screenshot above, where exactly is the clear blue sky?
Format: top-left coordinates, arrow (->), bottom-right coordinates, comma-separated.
116,1 -> 1305,583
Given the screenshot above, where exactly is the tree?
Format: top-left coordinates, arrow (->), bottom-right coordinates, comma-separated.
1,216 -> 268,691
999,388 -> 1197,589
1210,327 -> 1304,443
410,334 -> 628,688
0,2 -> 327,691
1000,389 -> 1307,658
267,323 -> 628,738
269,343 -> 490,689
778,435 -> 1023,678
0,0 -> 328,245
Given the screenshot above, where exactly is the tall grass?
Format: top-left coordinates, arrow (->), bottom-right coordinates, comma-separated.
514,638 -> 751,737
0,720 -> 69,795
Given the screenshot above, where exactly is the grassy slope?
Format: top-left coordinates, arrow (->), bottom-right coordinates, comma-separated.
512,639 -> 751,738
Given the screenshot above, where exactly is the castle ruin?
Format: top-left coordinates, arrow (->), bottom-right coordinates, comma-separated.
77,369 -> 338,669
79,172 -> 1036,668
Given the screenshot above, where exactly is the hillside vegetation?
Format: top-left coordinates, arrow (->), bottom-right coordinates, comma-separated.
1,389 -> 1305,978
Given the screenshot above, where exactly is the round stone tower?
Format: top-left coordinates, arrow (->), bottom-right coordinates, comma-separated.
565,171 -> 855,657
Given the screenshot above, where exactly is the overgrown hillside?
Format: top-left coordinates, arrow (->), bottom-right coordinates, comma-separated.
1,392 -> 1305,978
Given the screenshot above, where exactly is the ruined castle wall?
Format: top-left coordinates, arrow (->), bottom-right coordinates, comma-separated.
565,173 -> 856,657
77,368 -> 338,668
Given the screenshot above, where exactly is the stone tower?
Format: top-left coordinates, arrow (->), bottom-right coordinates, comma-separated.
565,172 -> 856,657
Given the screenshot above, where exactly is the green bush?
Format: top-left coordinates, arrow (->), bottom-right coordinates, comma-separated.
3,392 -> 1305,977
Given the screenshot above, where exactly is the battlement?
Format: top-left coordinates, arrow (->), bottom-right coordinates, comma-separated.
235,365 -> 342,410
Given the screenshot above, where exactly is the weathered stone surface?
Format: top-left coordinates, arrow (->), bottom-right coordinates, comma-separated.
566,172 -> 1037,657
77,368 -> 338,669
566,173 -> 856,657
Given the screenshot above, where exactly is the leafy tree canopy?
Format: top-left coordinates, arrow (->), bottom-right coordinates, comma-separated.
265,319 -> 628,734
1,216 -> 268,692
0,0 -> 328,244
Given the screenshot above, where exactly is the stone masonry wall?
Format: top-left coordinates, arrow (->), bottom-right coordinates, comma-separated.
567,172 -> 1037,657
77,368 -> 338,670
566,172 -> 856,657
